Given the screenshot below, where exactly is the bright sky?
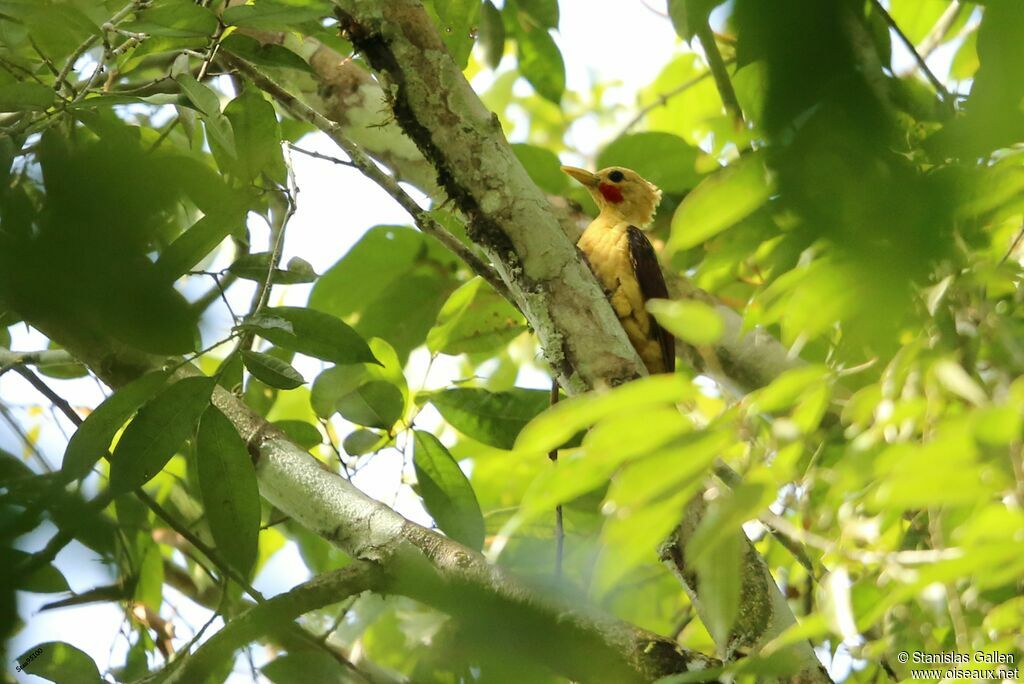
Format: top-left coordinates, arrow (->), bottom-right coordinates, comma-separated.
2,1 -> 968,680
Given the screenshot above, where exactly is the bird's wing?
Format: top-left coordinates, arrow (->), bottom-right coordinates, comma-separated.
627,225 -> 675,373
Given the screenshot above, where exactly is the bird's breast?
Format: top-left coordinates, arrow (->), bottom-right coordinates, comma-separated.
577,221 -> 631,293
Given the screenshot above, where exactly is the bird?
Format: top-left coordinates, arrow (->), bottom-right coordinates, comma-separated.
561,165 -> 675,374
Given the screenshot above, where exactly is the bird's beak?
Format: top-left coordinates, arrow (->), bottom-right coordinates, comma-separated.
561,166 -> 599,187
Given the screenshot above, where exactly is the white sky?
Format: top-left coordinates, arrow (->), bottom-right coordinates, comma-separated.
1,1 -> 967,681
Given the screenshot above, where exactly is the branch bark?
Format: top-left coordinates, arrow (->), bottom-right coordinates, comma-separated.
7,3 -> 826,681
326,2 -> 829,681
226,8 -> 798,398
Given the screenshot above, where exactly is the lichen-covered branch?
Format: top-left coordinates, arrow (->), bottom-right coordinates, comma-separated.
332,0 -> 649,392
659,499 -> 832,683
214,386 -> 717,683
325,2 -> 828,681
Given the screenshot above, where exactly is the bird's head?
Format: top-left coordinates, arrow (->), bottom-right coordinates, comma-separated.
561,165 -> 662,227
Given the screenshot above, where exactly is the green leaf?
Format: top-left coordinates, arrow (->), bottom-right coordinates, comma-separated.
262,652 -> 353,684
310,226 -> 424,319
224,88 -> 286,184
310,225 -> 457,361
336,381 -> 404,430
427,277 -> 527,356
62,371 -> 169,482
647,299 -> 724,346
517,0 -> 559,29
0,82 -> 55,112
516,27 -> 565,104
668,152 -> 774,252
430,387 -> 551,450
17,641 -> 102,684
220,34 -> 314,73
229,253 -> 317,285
156,213 -> 245,282
519,412 -> 714,520
511,143 -> 570,195
243,306 -> 378,365
352,273 -> 453,362
424,0 -> 480,69
272,420 -> 322,449
597,132 -> 702,194
692,530 -> 742,646
222,0 -> 330,31
478,0 -> 506,69
747,365 -> 829,414
10,550 -> 69,593
197,406 -> 261,577
343,428 -> 385,455
109,377 -> 215,494
413,430 -> 486,550
124,0 -> 218,38
241,350 -> 305,390
36,343 -> 88,380
174,74 -> 220,117
515,374 -> 695,454
310,338 -> 408,419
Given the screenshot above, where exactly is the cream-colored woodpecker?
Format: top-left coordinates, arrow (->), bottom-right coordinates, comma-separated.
561,165 -> 674,375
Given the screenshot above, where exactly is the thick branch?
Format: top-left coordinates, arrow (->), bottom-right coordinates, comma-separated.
327,3 -> 828,681
212,385 -> 716,682
334,0 -> 649,392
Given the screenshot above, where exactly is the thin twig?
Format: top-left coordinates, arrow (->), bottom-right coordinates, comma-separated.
221,54 -> 516,306
54,1 -> 139,95
870,0 -> 951,105
548,379 -> 563,578
615,64 -> 727,139
287,143 -> 357,168
192,272 -> 239,314
1000,218 -> 1024,265
916,0 -> 963,60
693,22 -> 744,129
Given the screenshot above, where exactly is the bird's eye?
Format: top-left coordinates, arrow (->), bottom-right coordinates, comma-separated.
608,170 -> 624,183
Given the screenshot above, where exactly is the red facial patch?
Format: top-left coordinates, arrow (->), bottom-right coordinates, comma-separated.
598,183 -> 624,203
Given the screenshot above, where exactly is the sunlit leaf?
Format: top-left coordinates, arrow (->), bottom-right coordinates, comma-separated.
431,387 -> 551,450
647,299 -> 724,346
427,277 -> 527,356
669,152 -> 774,252
197,406 -> 261,576
243,306 -> 378,366
516,26 -> 565,103
222,0 -> 330,32
109,377 -> 215,494
515,374 -> 695,454
241,350 -> 305,390
62,371 -> 170,482
413,430 -> 486,550
336,381 -> 404,430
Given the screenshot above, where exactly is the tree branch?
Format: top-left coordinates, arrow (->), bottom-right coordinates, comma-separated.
694,23 -> 744,128
221,52 -> 515,307
166,562 -> 383,684
327,2 -> 828,681
869,0 -> 951,105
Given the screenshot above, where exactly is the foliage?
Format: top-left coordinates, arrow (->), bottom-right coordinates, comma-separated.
2,0 -> 1024,683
